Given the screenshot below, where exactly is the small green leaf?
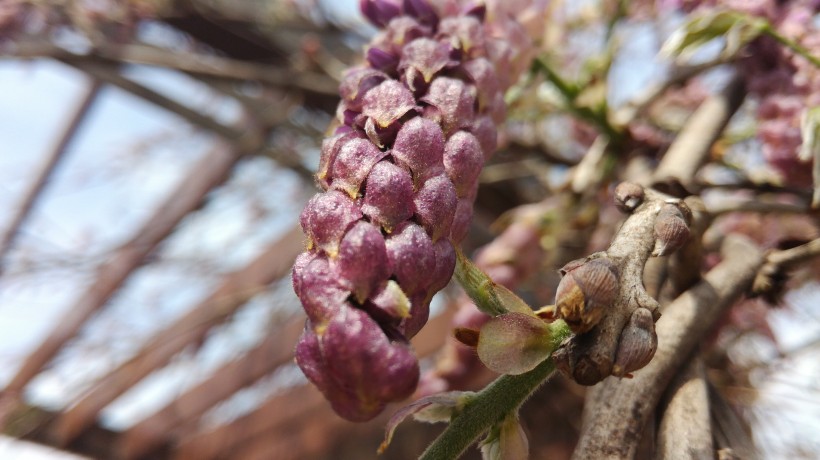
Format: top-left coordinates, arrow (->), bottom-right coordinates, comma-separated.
660,11 -> 767,62
379,391 -> 474,454
480,413 -> 529,460
477,312 -> 553,375
454,249 -> 533,316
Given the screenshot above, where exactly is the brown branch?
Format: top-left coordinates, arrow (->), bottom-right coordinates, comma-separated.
172,307 -> 454,460
7,40 -> 339,96
61,60 -> 257,144
652,74 -> 746,195
572,235 -> 764,459
50,225 -> 305,445
1,141 -> 242,399
753,237 -> 820,297
117,317 -> 305,460
0,79 -> 101,267
707,201 -> 809,217
655,356 -> 713,460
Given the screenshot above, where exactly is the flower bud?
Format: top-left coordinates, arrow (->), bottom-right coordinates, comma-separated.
652,203 -> 691,256
360,0 -> 402,28
364,280 -> 412,324
300,190 -> 362,256
443,130 -> 484,196
399,38 -> 452,90
437,16 -> 485,56
613,182 -> 645,213
339,67 -> 389,112
363,80 -> 417,129
555,257 -> 619,334
292,253 -> 349,324
330,137 -> 388,197
414,174 -> 458,241
403,0 -> 438,27
386,221 -> 436,294
334,221 -> 390,303
421,77 -> 477,135
612,307 -> 658,377
391,116 -> 445,181
361,160 -> 415,231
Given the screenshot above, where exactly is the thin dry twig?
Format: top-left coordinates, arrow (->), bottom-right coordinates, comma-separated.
50,225 -> 305,445
1,141 -> 243,407
0,79 -> 102,266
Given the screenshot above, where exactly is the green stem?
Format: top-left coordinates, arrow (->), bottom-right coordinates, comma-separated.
531,58 -> 622,142
419,321 -> 571,460
419,357 -> 557,460
763,25 -> 820,68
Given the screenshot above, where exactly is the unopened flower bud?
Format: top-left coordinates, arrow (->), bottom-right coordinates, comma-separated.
360,0 -> 402,28
421,77 -> 477,135
399,38 -> 452,90
414,174 -> 458,241
443,130 -> 483,197
361,160 -> 415,231
334,221 -> 390,303
391,116 -> 445,182
555,257 -> 619,334
300,190 -> 362,256
386,221 -> 436,294
330,137 -> 388,197
363,79 -> 417,129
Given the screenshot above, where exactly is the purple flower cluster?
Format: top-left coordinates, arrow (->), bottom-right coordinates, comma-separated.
294,0 -> 517,421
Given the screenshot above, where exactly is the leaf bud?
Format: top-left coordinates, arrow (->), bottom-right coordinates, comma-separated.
613,182 -> 645,213
652,203 -> 691,256
555,257 -> 619,334
612,307 -> 658,377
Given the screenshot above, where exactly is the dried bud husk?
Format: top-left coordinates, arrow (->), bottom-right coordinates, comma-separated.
613,182 -> 645,213
652,203 -> 691,256
612,307 -> 658,377
555,257 -> 619,334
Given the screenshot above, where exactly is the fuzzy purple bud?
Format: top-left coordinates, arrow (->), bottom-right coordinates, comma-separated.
421,77 -> 477,135
300,190 -> 362,256
292,253 -> 349,324
339,67 -> 390,112
335,221 -> 390,303
322,306 -> 419,403
362,160 -> 415,231
399,38 -> 453,91
403,0 -> 438,28
386,221 -> 436,294
330,137 -> 388,197
391,116 -> 446,182
360,0 -> 402,28
443,130 -> 483,196
363,80 -> 417,130
414,174 -> 458,241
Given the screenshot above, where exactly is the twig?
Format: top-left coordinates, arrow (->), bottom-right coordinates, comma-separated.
0,79 -> 101,266
1,142 -> 242,404
652,74 -> 746,194
8,40 -> 339,96
572,235 -> 764,459
707,201 -> 809,217
655,356 -> 713,460
63,60 -> 255,144
51,226 -> 305,445
117,317 -> 305,460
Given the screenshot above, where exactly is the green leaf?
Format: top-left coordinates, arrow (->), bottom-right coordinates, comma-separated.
660,10 -> 767,62
479,413 -> 529,460
454,249 -> 533,316
477,313 -> 553,375
379,391 -> 474,454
